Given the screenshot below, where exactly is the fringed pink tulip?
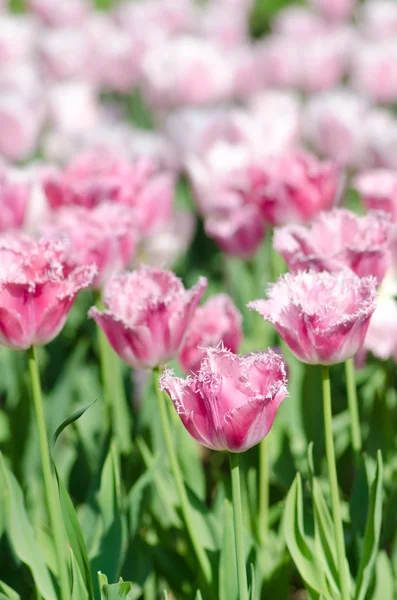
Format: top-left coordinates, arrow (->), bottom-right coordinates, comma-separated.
160,347 -> 288,452
89,268 -> 207,370
258,151 -> 342,226
42,151 -> 174,236
0,234 -> 96,350
354,169 -> 397,221
248,271 -> 378,365
179,294 -> 242,374
42,203 -> 138,289
274,209 -> 391,284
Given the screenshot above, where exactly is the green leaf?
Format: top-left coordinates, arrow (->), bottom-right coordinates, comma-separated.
195,591 -> 203,600
308,444 -> 341,598
54,466 -> 95,600
71,551 -> 90,600
0,454 -> 57,600
248,563 -> 256,600
354,450 -> 383,600
52,400 -> 97,449
349,454 -> 369,540
91,445 -> 128,597
99,578 -> 139,599
283,473 -> 327,597
219,500 -> 238,600
370,551 -> 395,600
0,581 -> 20,600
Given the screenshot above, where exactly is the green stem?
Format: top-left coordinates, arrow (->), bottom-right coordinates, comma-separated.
95,291 -> 132,455
152,369 -> 213,596
258,436 -> 269,544
345,358 -> 362,457
27,346 -> 70,600
322,366 -> 350,600
229,453 -> 249,600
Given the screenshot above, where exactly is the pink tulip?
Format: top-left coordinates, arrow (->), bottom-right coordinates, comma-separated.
351,39 -> 397,104
0,168 -> 31,232
273,6 -> 327,38
27,0 -> 89,26
115,0 -> 194,38
364,109 -> 397,170
179,294 -> 242,374
354,170 -> 397,220
89,267 -> 207,369
141,36 -> 233,109
42,151 -> 174,236
248,270 -> 378,365
274,209 -> 391,284
160,346 -> 288,452
205,204 -> 266,257
41,203 -> 138,289
39,26 -> 93,82
0,233 -> 96,350
258,151 -> 342,226
303,90 -> 369,167
364,294 -> 397,361
0,15 -> 37,66
47,82 -> 100,135
360,0 -> 397,40
309,0 -> 356,22
0,91 -> 43,162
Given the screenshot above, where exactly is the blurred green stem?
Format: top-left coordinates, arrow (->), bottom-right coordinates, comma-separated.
322,366 -> 350,600
27,346 -> 70,600
95,291 -> 132,455
152,368 -> 214,597
229,453 -> 249,600
345,358 -> 362,457
258,436 -> 269,544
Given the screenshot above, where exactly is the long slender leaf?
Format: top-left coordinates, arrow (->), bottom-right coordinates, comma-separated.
52,400 -> 97,449
0,454 -> 57,600
354,450 -> 383,600
283,473 -> 328,597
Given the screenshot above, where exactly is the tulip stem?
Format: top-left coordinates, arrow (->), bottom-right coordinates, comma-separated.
345,358 -> 362,457
322,365 -> 350,600
229,453 -> 249,600
258,436 -> 269,544
95,291 -> 132,455
27,346 -> 70,600
153,368 -> 213,596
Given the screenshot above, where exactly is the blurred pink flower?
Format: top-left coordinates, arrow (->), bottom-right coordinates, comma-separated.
364,294 -> 397,361
47,82 -> 100,135
351,39 -> 397,104
42,203 -> 138,289
0,234 -> 95,350
248,270 -> 377,365
179,294 -> 242,374
360,0 -> 397,40
0,91 -> 43,161
205,204 -> 266,257
274,209 -> 391,284
303,90 -> 369,167
309,0 -> 356,22
198,0 -> 249,48
258,151 -> 342,226
364,109 -> 397,170
0,168 -> 31,232
160,346 -> 288,452
39,26 -> 93,81
273,6 -> 327,38
0,15 -> 37,65
115,0 -> 194,38
89,267 -> 206,369
27,0 -> 89,26
138,208 -> 196,268
141,36 -> 233,109
42,151 -> 174,236
354,170 -> 397,220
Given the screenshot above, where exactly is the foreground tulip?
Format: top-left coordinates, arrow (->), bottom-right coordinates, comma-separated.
42,203 -> 138,289
161,346 -> 288,452
274,209 -> 391,284
179,294 -> 242,374
0,234 -> 96,350
89,267 -> 206,370
248,270 -> 377,365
